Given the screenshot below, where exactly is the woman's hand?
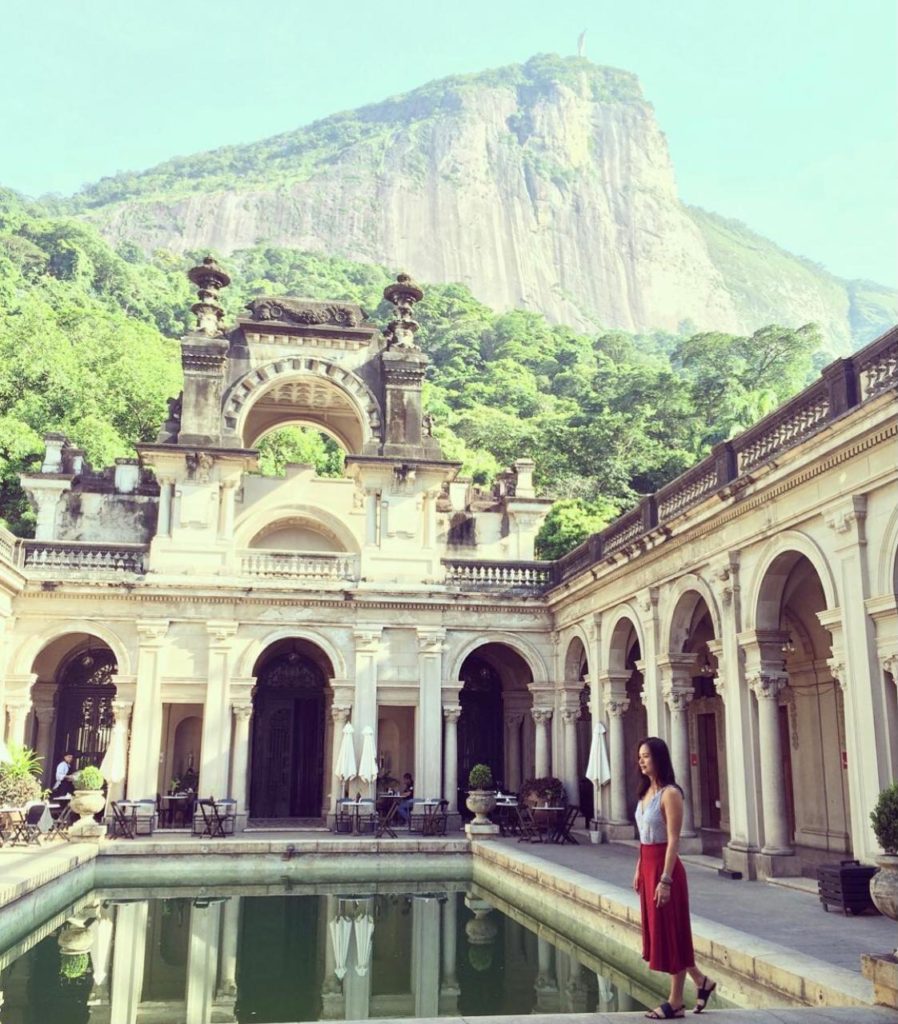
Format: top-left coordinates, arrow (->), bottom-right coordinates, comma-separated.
633,869 -> 640,893
654,882 -> 670,908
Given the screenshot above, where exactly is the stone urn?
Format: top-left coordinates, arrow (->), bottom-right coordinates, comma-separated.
464,896 -> 498,944
464,790 -> 499,839
871,855 -> 898,922
69,789 -> 107,838
58,922 -> 95,955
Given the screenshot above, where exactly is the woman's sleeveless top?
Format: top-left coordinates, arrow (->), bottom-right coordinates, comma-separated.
636,787 -> 668,844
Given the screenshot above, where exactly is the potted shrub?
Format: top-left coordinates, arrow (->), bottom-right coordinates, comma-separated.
70,765 -> 106,831
519,776 -> 565,809
59,952 -> 91,981
0,743 -> 42,807
465,764 -> 497,827
870,782 -> 898,921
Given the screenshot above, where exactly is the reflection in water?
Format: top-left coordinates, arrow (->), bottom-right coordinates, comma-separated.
0,888 -> 642,1022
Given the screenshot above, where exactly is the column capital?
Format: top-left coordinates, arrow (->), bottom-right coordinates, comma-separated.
232,702 -> 253,722
827,656 -> 847,691
560,707 -> 579,725
747,671 -> 788,700
31,695 -> 56,716
663,687 -> 694,712
111,699 -> 133,722
136,619 -> 169,644
207,621 -> 239,645
883,654 -> 898,682
5,695 -> 31,713
604,695 -> 630,717
531,707 -> 553,725
442,705 -> 461,723
353,628 -> 383,652
503,710 -> 524,727
823,494 -> 867,542
417,629 -> 447,654
4,672 -> 37,695
330,704 -> 351,724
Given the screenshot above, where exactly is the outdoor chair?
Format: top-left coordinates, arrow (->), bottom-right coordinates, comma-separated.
356,799 -> 377,834
375,798 -> 399,838
332,799 -> 355,834
9,803 -> 48,846
426,799 -> 449,836
194,798 -> 227,838
109,801 -> 136,839
556,805 -> 580,845
516,805 -> 545,844
47,803 -> 75,842
216,798 -> 237,835
133,799 -> 156,836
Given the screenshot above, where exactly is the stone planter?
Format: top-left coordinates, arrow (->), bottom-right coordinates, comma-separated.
69,789 -> 107,838
871,855 -> 898,922
58,923 -> 94,955
464,896 -> 498,944
464,790 -> 498,840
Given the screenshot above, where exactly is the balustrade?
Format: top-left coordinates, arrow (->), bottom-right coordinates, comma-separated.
239,550 -> 359,580
443,559 -> 552,591
22,541 -> 147,573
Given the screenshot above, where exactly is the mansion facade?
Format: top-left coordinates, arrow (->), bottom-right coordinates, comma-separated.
0,257 -> 896,880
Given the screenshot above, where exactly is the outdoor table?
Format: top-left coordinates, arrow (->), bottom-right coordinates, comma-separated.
533,806 -> 566,843
159,794 -> 191,828
494,801 -> 519,836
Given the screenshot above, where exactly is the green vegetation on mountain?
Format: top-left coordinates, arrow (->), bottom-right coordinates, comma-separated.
0,192 -> 827,556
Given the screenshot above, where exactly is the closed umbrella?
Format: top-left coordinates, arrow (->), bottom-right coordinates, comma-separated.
357,727 -> 378,798
586,722 -> 611,787
335,723 -> 357,797
99,728 -> 127,785
91,913 -> 114,987
329,915 -> 353,981
353,912 -> 374,976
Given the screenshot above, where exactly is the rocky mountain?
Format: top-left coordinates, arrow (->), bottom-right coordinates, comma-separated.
62,55 -> 895,350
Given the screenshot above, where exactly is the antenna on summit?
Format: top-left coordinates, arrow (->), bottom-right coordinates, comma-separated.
577,29 -> 587,58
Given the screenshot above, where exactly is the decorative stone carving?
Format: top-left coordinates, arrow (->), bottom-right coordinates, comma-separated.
417,630 -> 447,654
188,256 -> 230,337
663,687 -> 694,713
186,452 -> 215,483
383,273 -> 423,350
604,696 -> 630,717
442,705 -> 461,724
747,672 -> 788,700
827,657 -> 847,690
329,704 -> 351,724
244,297 -> 365,328
824,495 -> 867,536
207,621 -> 238,645
136,620 -> 169,645
531,707 -> 553,725
883,655 -> 898,682
353,629 -> 382,653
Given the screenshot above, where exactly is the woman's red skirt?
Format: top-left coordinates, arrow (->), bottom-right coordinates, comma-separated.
638,842 -> 695,973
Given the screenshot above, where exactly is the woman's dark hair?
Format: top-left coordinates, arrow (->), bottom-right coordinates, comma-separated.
635,736 -> 681,798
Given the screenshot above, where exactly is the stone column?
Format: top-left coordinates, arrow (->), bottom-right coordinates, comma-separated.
440,894 -> 459,1013
504,712 -> 523,790
658,653 -> 698,838
127,620 -> 169,799
6,697 -> 31,747
531,708 -> 552,778
603,689 -> 630,830
749,671 -> 793,856
32,696 -> 56,783
561,707 -> 579,805
199,622 -> 238,798
156,478 -> 173,538
411,896 -> 441,1018
352,628 -> 382,749
186,901 -> 223,1024
416,630 -> 446,801
329,704 -> 351,811
230,703 -> 253,820
107,699 -> 133,803
442,706 -> 460,812
109,901 -> 149,1024
219,896 -> 240,998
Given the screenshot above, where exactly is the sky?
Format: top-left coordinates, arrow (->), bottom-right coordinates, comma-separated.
1,0 -> 895,287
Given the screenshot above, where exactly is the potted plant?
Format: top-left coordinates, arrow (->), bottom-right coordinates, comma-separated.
466,764 -> 497,825
70,765 -> 106,833
59,952 -> 91,981
0,743 -> 42,807
519,776 -> 565,809
870,782 -> 898,921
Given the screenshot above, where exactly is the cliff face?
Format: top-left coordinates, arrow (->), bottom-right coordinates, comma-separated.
73,56 -> 894,348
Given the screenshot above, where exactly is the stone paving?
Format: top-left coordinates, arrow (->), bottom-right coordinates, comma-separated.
342,1012 -> 897,1023
513,835 -> 897,974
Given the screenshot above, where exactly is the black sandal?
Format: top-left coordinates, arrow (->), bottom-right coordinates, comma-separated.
694,976 -> 717,1014
645,1004 -> 685,1020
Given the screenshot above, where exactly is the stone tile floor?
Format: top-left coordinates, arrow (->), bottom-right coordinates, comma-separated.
342,1012 -> 897,1023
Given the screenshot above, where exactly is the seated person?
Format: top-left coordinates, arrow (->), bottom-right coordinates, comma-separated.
53,752 -> 75,797
396,773 -> 415,824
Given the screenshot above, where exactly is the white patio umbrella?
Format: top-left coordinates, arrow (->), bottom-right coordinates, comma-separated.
99,728 -> 127,785
335,723 -> 357,798
353,912 -> 374,976
329,915 -> 353,981
586,722 -> 611,788
357,727 -> 378,797
90,913 -> 114,987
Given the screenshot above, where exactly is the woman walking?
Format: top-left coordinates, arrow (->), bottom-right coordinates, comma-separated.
633,736 -> 716,1018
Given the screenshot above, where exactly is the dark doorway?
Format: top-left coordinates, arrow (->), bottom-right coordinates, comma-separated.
457,656 -> 504,808
778,704 -> 796,842
250,652 -> 326,819
696,712 -> 721,830
53,648 -> 117,772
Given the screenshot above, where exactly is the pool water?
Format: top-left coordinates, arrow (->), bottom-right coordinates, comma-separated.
0,887 -> 648,1022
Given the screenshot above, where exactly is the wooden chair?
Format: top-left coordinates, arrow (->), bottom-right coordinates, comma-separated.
9,803 -> 46,845
516,805 -> 544,843
195,798 -> 227,838
556,805 -> 580,845
426,799 -> 449,836
47,804 -> 75,842
375,798 -> 400,838
356,799 -> 377,834
332,799 -> 355,834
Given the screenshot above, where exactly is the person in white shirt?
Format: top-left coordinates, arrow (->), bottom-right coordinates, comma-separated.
53,752 -> 74,793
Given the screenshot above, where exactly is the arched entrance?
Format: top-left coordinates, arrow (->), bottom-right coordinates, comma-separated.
52,645 -> 118,771
604,614 -> 647,831
457,643 -> 533,805
249,641 -> 330,819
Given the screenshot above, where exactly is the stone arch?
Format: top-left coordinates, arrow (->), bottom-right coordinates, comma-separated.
14,620 -> 132,679
876,501 -> 898,595
747,530 -> 838,632
224,358 -> 382,452
563,633 -> 589,682
661,574 -> 722,654
234,502 -> 361,554
237,627 -> 346,683
447,631 -> 549,688
602,604 -> 645,674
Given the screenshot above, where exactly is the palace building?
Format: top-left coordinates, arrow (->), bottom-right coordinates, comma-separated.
0,257 -> 896,880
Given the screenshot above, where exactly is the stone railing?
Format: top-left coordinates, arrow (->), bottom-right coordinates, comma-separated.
443,559 -> 553,592
21,541 -> 148,574
240,550 -> 360,581
554,324 -> 898,587
0,526 -> 18,567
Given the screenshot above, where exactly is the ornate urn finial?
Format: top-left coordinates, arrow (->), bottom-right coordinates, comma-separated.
187,256 -> 231,336
383,272 -> 423,350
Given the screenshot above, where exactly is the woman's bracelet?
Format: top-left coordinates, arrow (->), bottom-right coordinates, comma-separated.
659,873 -> 673,886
